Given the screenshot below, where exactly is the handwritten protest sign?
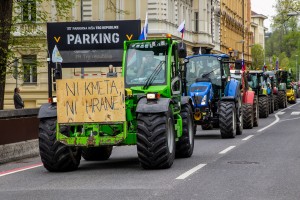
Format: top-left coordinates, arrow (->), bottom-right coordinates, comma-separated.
56,78 -> 125,123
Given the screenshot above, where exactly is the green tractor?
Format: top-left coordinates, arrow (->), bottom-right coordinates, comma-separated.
276,70 -> 296,105
248,70 -> 269,119
38,36 -> 195,171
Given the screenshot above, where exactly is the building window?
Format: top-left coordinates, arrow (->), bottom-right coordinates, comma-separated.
22,55 -> 37,83
195,12 -> 199,32
22,0 -> 36,22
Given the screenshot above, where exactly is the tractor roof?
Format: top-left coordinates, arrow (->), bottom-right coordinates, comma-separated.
186,54 -> 229,59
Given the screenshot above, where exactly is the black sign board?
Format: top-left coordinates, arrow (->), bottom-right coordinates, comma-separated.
47,20 -> 141,67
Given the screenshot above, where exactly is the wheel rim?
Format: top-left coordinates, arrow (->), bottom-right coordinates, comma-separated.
167,118 -> 174,154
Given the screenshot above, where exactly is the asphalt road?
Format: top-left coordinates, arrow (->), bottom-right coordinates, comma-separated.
0,100 -> 300,200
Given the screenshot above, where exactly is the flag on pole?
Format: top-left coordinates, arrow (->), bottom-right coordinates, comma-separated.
177,20 -> 185,39
138,13 -> 148,40
275,58 -> 279,70
241,59 -> 245,71
52,45 -> 63,63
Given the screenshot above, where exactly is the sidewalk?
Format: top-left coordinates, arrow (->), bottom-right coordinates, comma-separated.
0,139 -> 39,164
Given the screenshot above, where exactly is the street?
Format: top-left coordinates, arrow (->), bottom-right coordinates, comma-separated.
0,101 -> 300,200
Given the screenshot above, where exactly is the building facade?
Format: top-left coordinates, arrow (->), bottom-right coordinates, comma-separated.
220,0 -> 252,65
251,11 -> 268,49
5,0 -> 249,109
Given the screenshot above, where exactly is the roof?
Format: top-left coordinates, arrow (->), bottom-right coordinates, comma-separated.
186,54 -> 229,59
251,11 -> 268,19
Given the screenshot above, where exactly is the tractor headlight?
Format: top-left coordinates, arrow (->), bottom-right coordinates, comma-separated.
146,93 -> 160,100
201,95 -> 207,105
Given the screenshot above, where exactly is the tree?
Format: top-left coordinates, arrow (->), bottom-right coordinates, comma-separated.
0,0 -> 74,110
251,44 -> 265,70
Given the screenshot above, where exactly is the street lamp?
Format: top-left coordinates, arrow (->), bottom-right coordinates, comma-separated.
287,12 -> 300,17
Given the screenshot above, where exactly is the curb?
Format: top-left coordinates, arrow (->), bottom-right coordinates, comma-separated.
0,139 -> 39,164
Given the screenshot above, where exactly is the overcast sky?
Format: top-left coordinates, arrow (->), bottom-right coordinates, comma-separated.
251,0 -> 277,30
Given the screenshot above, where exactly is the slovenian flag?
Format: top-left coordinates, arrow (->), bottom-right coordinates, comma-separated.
177,20 -> 185,39
138,13 -> 148,40
52,45 -> 63,63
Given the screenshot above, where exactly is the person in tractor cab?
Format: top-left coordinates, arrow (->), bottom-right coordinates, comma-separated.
137,53 -> 161,77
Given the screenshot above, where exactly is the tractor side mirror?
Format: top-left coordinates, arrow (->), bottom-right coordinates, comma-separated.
178,42 -> 187,58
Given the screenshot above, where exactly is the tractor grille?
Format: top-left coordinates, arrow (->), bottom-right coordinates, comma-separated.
193,96 -> 202,104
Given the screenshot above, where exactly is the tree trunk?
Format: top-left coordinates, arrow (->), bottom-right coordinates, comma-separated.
0,0 -> 13,110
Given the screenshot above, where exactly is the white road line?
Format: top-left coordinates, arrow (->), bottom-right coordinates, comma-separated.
258,103 -> 299,133
242,135 -> 254,141
291,112 -> 300,115
0,163 -> 42,177
219,146 -> 236,154
257,114 -> 280,132
176,164 -> 207,180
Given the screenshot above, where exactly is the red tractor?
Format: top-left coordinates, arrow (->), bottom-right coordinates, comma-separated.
230,70 -> 257,129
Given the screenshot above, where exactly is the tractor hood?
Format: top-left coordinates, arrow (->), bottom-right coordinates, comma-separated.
188,81 -> 213,107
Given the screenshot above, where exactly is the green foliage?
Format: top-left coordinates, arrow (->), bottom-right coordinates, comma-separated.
251,44 -> 265,70
265,0 -> 299,79
0,0 -> 75,109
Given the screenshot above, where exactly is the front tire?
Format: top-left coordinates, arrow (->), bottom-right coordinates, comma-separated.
253,96 -> 259,127
39,118 -> 81,172
242,103 -> 253,129
219,101 -> 236,139
176,104 -> 194,158
137,109 -> 175,169
259,96 -> 269,118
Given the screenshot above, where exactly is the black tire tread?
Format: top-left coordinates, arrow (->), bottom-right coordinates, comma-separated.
39,118 -> 81,172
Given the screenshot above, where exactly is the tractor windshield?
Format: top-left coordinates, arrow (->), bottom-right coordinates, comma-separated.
124,42 -> 167,87
186,56 -> 225,87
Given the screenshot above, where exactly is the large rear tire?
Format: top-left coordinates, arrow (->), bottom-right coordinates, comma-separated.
242,103 -> 253,129
137,109 -> 175,169
219,101 -> 236,139
259,96 -> 269,118
253,96 -> 259,127
278,91 -> 286,108
39,118 -> 81,172
269,96 -> 274,114
274,95 -> 279,111
176,104 -> 194,158
82,146 -> 113,161
236,100 -> 243,135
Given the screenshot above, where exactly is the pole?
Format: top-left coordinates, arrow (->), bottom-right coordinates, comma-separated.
80,0 -> 84,79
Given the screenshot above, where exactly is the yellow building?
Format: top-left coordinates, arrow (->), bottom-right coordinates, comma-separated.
220,0 -> 252,65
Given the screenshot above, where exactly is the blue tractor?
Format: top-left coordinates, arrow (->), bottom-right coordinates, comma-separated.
183,54 -> 243,138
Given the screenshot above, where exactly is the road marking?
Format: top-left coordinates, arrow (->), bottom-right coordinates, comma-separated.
176,164 -> 207,180
257,114 -> 280,132
0,163 -> 42,177
219,146 -> 236,154
291,112 -> 300,115
258,103 -> 299,132
242,135 -> 254,141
